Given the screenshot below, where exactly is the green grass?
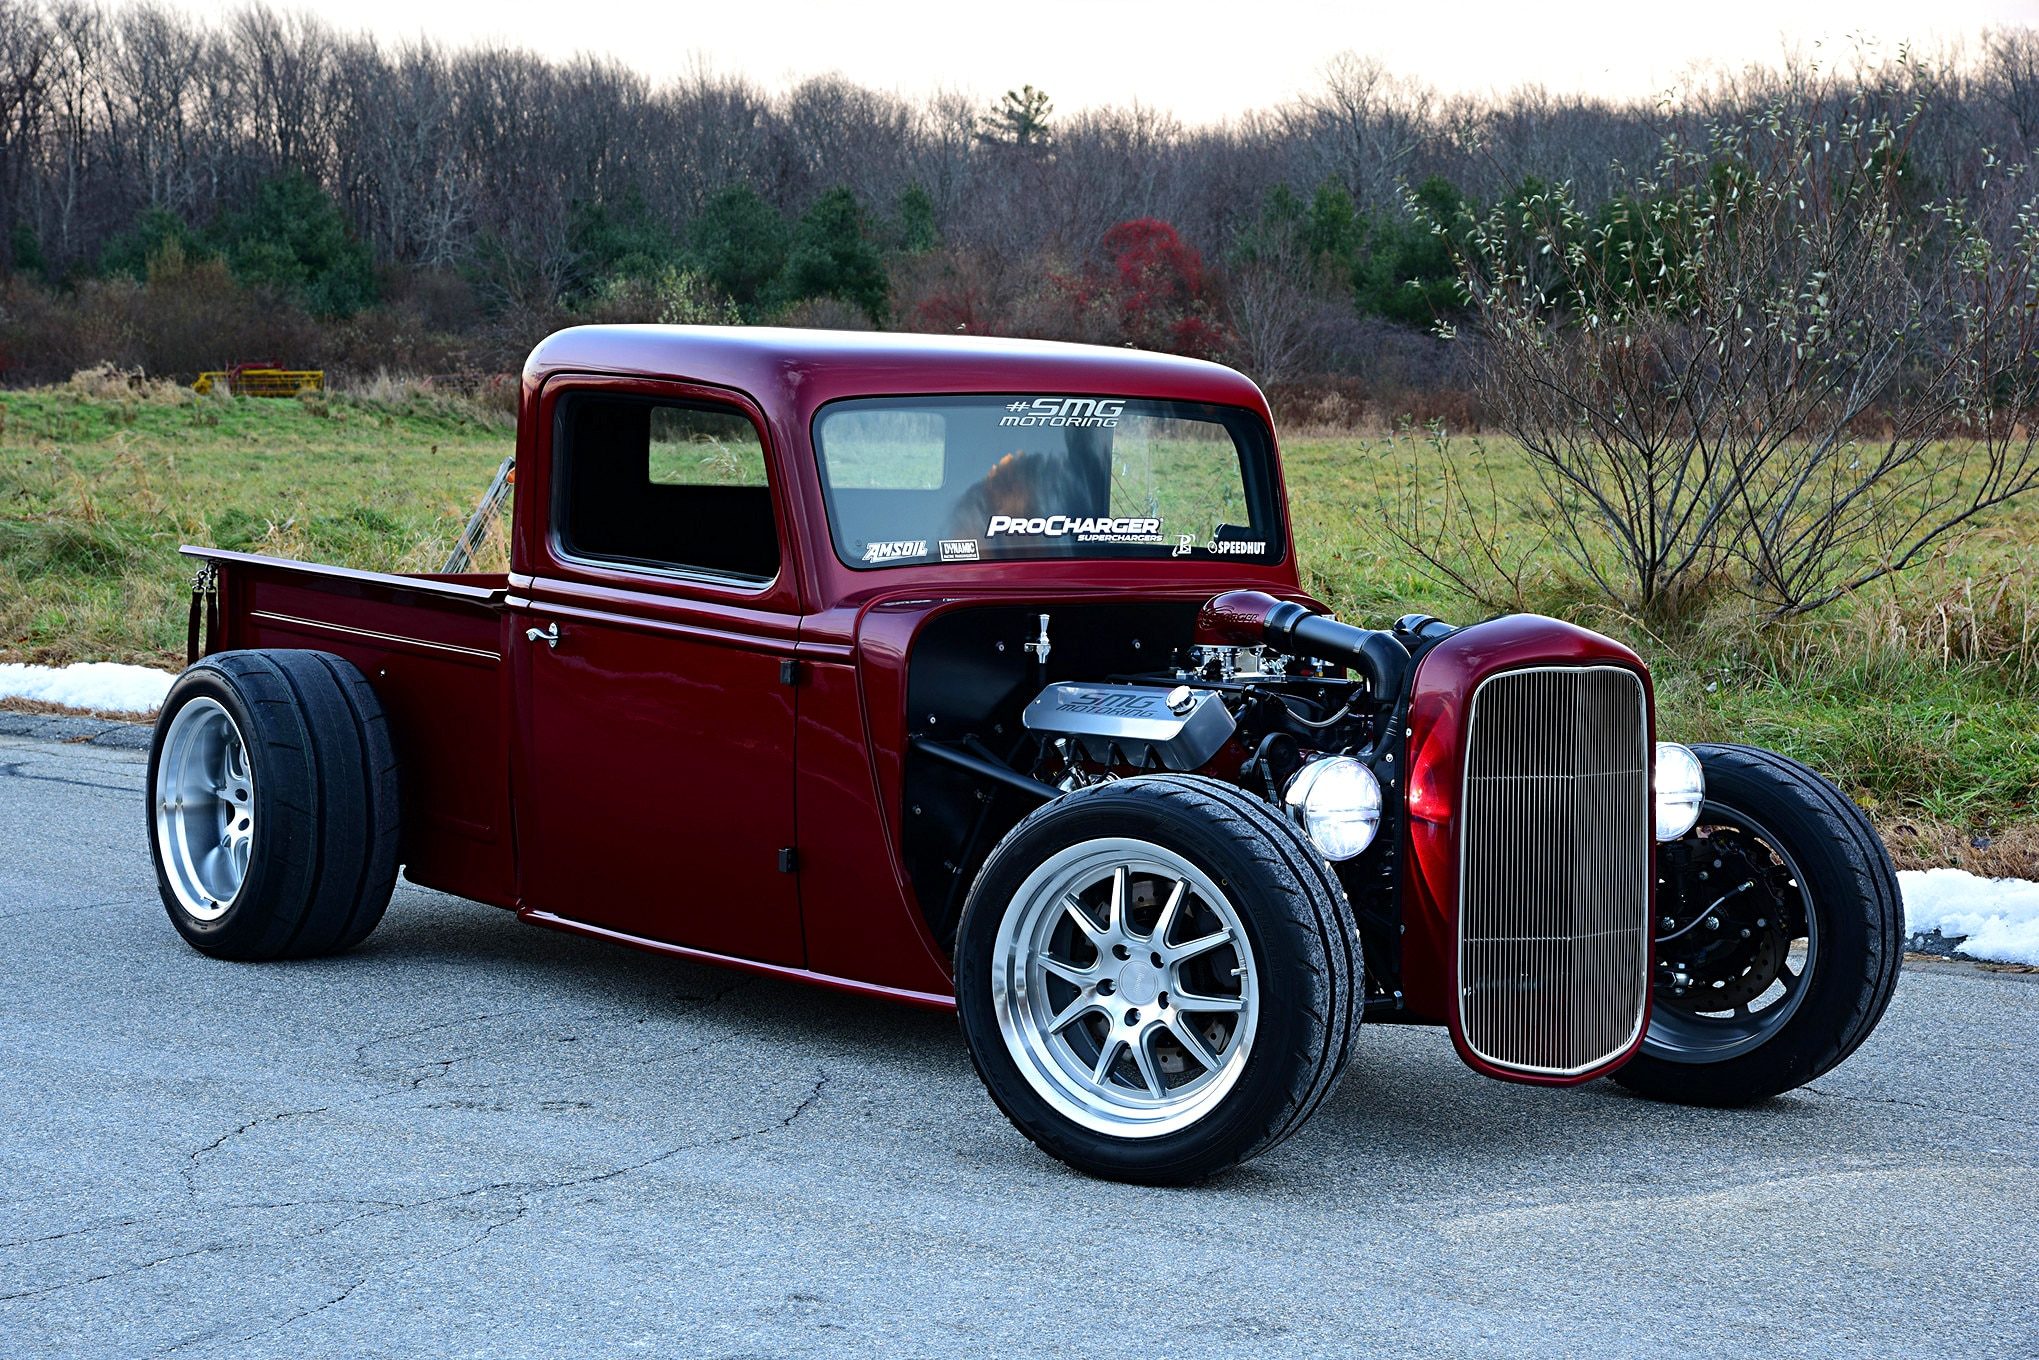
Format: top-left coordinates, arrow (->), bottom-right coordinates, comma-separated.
0,383 -> 511,662
1282,427 -> 2039,831
2,386 -> 2033,836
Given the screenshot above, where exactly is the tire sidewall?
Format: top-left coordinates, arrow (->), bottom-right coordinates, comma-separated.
954,784 -> 1320,1181
147,663 -> 291,955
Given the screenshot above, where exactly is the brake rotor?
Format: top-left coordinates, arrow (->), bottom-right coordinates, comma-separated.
1659,828 -> 1799,1010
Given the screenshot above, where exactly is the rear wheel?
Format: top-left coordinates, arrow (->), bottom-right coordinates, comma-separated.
1614,743 -> 1901,1105
148,650 -> 400,960
955,775 -> 1360,1184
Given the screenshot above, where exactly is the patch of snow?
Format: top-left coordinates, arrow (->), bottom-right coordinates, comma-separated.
0,661 -> 176,716
1900,868 -> 2039,966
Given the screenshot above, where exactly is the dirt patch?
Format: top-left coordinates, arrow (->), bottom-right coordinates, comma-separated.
0,695 -> 155,723
1878,816 -> 2039,879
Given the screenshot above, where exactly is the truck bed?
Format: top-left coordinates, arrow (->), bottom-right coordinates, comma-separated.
182,546 -> 516,909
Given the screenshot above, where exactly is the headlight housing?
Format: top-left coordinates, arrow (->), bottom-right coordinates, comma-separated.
1654,742 -> 1705,841
1283,756 -> 1382,860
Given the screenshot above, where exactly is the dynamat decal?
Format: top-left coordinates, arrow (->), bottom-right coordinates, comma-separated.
987,514 -> 1165,545
998,398 -> 1127,428
862,539 -> 928,563
939,539 -> 980,562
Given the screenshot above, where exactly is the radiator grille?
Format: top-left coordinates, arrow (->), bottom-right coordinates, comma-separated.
1457,666 -> 1650,1076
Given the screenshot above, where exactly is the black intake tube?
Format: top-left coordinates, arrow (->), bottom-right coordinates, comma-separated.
1198,590 -> 1412,698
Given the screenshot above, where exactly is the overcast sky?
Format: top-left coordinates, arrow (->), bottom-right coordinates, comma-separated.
204,0 -> 2039,123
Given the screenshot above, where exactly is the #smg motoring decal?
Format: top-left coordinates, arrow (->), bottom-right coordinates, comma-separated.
987,515 -> 1164,545
998,398 -> 1126,428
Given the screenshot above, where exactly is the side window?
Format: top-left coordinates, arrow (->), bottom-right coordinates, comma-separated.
554,393 -> 780,582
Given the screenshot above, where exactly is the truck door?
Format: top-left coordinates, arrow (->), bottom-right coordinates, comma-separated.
512,381 -> 803,965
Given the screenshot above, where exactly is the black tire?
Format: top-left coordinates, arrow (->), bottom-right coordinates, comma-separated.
954,774 -> 1361,1184
1613,743 -> 1901,1106
146,650 -> 401,960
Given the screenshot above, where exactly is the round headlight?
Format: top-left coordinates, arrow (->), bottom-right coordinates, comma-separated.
1283,756 -> 1382,861
1655,742 -> 1705,842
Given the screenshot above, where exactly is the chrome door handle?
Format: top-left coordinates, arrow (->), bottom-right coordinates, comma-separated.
525,622 -> 559,649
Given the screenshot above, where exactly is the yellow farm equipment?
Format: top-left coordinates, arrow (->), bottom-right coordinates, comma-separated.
193,364 -> 324,397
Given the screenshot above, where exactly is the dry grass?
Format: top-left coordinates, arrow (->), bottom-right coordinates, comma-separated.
3,385 -> 2034,839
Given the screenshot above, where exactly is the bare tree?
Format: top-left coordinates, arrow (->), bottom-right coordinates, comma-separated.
1447,97 -> 2039,619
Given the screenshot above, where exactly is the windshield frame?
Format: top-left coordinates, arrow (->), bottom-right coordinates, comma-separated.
809,391 -> 1289,573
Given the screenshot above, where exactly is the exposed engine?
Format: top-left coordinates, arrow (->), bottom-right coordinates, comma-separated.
901,592 -> 1458,968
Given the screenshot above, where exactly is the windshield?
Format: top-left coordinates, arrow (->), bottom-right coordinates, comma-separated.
813,395 -> 1284,569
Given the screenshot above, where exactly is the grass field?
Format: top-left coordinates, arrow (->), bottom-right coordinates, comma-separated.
3,380 -> 2033,864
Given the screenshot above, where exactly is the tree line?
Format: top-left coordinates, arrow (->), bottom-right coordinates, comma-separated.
0,1 -> 2034,405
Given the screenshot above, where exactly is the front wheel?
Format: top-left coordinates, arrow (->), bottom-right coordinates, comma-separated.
1614,743 -> 1902,1106
954,774 -> 1361,1184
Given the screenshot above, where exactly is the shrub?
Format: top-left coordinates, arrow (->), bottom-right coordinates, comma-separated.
688,186 -> 788,310
778,188 -> 889,323
1435,100 -> 2039,622
1095,218 -> 1228,358
216,173 -> 378,318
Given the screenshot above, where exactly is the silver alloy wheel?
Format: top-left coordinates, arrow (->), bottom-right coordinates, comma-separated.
990,837 -> 1260,1138
154,697 -> 255,922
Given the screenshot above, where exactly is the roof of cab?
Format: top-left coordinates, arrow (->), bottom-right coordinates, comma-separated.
522,325 -> 1268,418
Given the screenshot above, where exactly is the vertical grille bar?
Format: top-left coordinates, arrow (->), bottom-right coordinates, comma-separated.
1457,666 -> 1650,1076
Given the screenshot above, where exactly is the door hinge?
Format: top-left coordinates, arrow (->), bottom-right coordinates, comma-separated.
779,658 -> 801,686
776,847 -> 799,874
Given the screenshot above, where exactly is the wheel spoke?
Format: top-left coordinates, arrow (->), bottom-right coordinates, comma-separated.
1149,878 -> 1187,948
1129,1031 -> 1166,1097
1040,954 -> 1094,986
1106,866 -> 1127,934
1047,991 -> 1101,1034
1165,1014 -> 1221,1072
1170,988 -> 1245,1014
1090,1035 -> 1125,1086
1167,929 -> 1232,964
1060,895 -> 1104,945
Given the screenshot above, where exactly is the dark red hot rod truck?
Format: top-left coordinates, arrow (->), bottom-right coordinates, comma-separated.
147,326 -> 1903,1183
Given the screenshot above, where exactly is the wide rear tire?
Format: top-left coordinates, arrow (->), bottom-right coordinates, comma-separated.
954,774 -> 1361,1184
147,650 -> 400,960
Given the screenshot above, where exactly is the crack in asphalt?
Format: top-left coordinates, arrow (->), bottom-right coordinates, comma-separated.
158,1067 -> 834,1356
0,896 -> 132,923
1802,1083 -> 2039,1129
181,1108 -> 330,1197
0,759 -> 137,796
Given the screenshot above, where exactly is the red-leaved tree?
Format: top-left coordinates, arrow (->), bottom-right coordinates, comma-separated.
1094,219 -> 1229,358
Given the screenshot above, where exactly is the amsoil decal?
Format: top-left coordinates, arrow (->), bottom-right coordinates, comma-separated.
998,398 -> 1126,428
939,539 -> 980,562
987,514 -> 1164,544
862,539 -> 928,564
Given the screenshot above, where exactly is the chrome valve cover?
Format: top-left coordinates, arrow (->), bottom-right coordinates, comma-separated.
1022,682 -> 1235,772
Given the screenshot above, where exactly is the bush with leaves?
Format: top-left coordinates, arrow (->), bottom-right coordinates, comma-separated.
218,173 -> 378,318
687,186 -> 788,312
1429,91 -> 2039,622
778,188 -> 889,323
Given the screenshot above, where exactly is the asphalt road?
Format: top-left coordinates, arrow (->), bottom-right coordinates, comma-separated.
2,730 -> 2035,1359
